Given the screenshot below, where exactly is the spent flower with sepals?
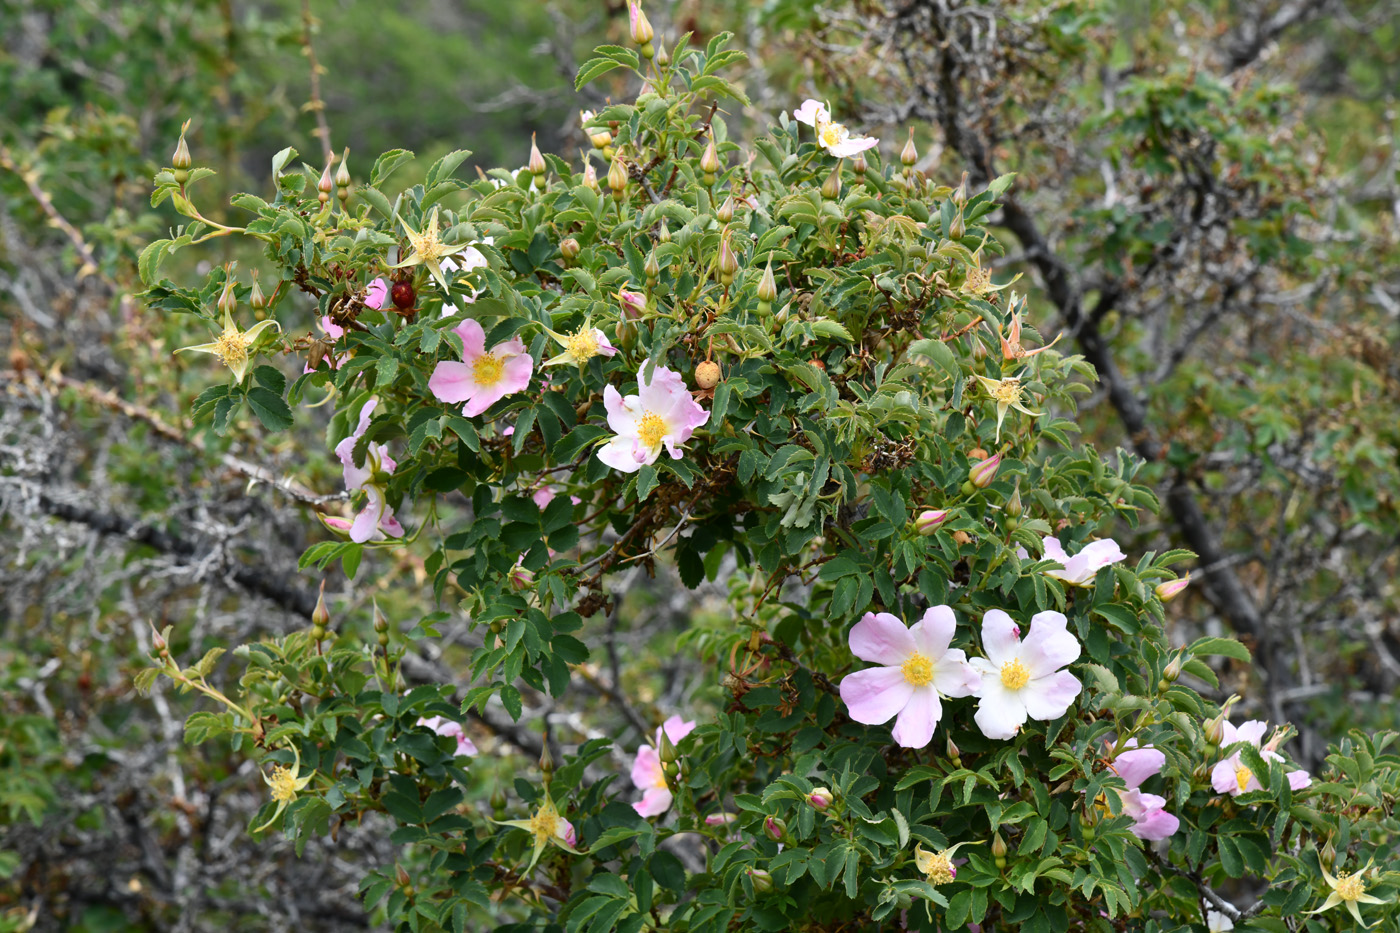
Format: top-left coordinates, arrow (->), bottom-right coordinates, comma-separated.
1308,857 -> 1388,928
253,744 -> 315,832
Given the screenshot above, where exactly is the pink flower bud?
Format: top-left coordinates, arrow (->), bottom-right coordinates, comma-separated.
969,453 -> 1001,488
747,868 -> 773,892
914,509 -> 948,535
529,133 -> 546,177
807,787 -> 834,810
618,288 -> 647,319
582,161 -> 600,192
700,134 -> 721,177
704,812 -> 736,826
717,230 -> 740,283
1155,575 -> 1190,603
901,127 -> 918,167
627,1 -> 654,46
763,816 -> 785,841
508,564 -> 535,591
608,155 -> 629,196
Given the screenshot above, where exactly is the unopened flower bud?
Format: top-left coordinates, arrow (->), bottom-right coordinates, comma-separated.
717,195 -> 735,223
1005,481 -> 1023,519
317,161 -> 334,204
248,271 -> 267,311
1321,840 -> 1336,870
704,811 -> 735,826
695,360 -> 721,389
1204,697 -> 1239,747
334,148 -> 352,202
914,509 -> 948,535
508,563 -> 535,591
763,816 -> 786,841
748,868 -> 773,893
395,864 -> 412,889
217,269 -> 237,318
717,230 -> 739,285
618,288 -> 647,319
312,580 -> 331,630
583,161 -> 600,193
150,623 -> 168,657
953,171 -> 969,209
539,742 -> 555,778
372,599 -> 388,634
628,1 -> 655,51
607,155 -> 628,197
560,237 -> 580,263
490,788 -> 508,819
949,212 -> 966,239
700,134 -> 721,182
171,120 -> 193,173
1155,575 -> 1190,603
808,787 -> 834,810
969,452 -> 1002,489
901,128 -> 918,167
757,259 -> 778,303
582,110 -> 612,149
529,133 -> 546,178
1162,655 -> 1182,683
946,736 -> 961,766
657,219 -> 671,244
644,249 -> 661,283
992,832 -> 1008,867
658,728 -> 678,765
821,162 -> 843,200
851,154 -> 867,175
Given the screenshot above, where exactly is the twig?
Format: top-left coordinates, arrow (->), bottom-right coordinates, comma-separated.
300,0 -> 332,164
0,145 -> 109,285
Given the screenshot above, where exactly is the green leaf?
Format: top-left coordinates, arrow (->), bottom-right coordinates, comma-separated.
1188,636 -> 1251,662
425,149 -> 473,189
576,57 -> 626,91
253,365 -> 286,395
247,387 -> 293,432
371,149 -> 415,186
271,146 -> 298,177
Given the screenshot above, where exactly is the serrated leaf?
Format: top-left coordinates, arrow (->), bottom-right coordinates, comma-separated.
576,57 -> 626,91
1188,636 -> 1251,662
247,386 -> 293,432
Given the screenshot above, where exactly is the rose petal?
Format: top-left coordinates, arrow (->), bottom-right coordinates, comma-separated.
428,360 -> 477,404
1019,610 -> 1079,678
910,605 -> 957,659
1211,754 -> 1242,796
980,609 -> 1022,668
890,687 -> 942,749
932,650 -> 981,698
839,666 -> 914,725
1235,720 -> 1269,747
1021,670 -> 1081,722
631,745 -> 662,789
848,612 -> 917,665
633,787 -> 673,818
1113,747 -> 1165,790
972,678 -> 1028,740
661,715 -> 696,744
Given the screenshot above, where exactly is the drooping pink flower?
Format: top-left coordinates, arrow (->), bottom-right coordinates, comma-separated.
333,398 -> 403,543
1106,742 -> 1179,841
417,715 -> 479,756
364,277 -> 389,310
631,715 -> 697,817
838,607 -> 981,749
428,318 -> 534,417
1210,720 -> 1311,796
968,609 -> 1082,740
596,365 -> 709,473
1041,536 -> 1126,587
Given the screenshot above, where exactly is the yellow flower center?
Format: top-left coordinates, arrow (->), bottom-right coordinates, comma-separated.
268,766 -> 299,803
473,353 -> 504,386
1235,766 -> 1253,793
637,411 -> 667,449
901,653 -> 934,687
527,806 -> 560,845
917,849 -> 956,886
965,266 -> 991,292
565,329 -> 600,362
1000,658 -> 1030,690
652,770 -> 669,790
213,330 -> 249,367
1336,872 -> 1366,902
988,378 -> 1023,405
818,122 -> 847,149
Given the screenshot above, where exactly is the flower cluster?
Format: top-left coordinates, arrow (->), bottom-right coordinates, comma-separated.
839,605 -> 1082,748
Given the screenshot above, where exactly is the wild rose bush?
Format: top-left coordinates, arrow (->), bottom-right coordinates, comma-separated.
134,18 -> 1400,933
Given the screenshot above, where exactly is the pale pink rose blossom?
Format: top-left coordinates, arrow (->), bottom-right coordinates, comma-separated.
417,715 -> 479,756
596,366 -> 709,473
631,715 -> 697,817
791,98 -> 879,158
1210,720 -> 1311,796
428,318 -> 534,417
968,609 -> 1082,740
333,398 -> 403,543
1041,536 -> 1125,586
1107,742 -> 1179,841
437,242 -> 493,317
838,607 -> 981,749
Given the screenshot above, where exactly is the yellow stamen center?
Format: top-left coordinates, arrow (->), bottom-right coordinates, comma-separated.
566,329 -> 600,362
637,411 -> 667,449
213,330 -> 249,367
527,806 -> 559,845
1336,872 -> 1366,901
987,379 -> 1023,405
473,353 -> 504,386
966,266 -> 991,292
652,770 -> 669,790
1000,658 -> 1030,690
919,850 -> 956,886
1235,766 -> 1253,793
268,766 -> 299,803
901,653 -> 934,687
819,122 -> 847,149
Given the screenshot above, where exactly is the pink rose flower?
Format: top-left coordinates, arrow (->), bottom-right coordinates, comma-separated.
631,715 -> 697,818
968,609 -> 1082,740
1041,536 -> 1126,587
1210,720 -> 1311,796
838,607 -> 981,749
333,398 -> 403,543
1107,742 -> 1179,841
428,318 -> 534,417
791,98 -> 879,158
364,277 -> 389,310
596,365 -> 709,473
417,715 -> 479,757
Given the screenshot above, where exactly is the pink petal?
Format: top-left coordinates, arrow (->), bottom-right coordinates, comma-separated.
1079,538 -> 1126,571
451,318 -> 487,358
1113,747 -> 1165,790
1042,536 -> 1070,565
429,361 -> 477,404
637,365 -> 689,414
839,666 -> 914,725
320,314 -> 346,340
349,500 -> 380,544
533,486 -> 557,510
597,435 -> 646,473
1287,769 -> 1311,791
558,817 -> 576,846
1235,720 -> 1269,747
1019,611 -> 1079,679
322,516 -> 353,533
910,605 -> 957,659
603,385 -> 641,434
364,278 -> 389,310
633,787 -> 673,818
1129,805 -> 1180,841
456,734 -> 479,756
497,352 -> 535,395
661,715 -> 697,744
972,679 -> 1028,740
1211,755 -> 1242,796
1021,670 -> 1081,722
932,651 -> 981,698
828,136 -> 879,157
890,687 -> 942,749
793,99 -> 826,126
461,384 -> 506,418
848,612 -> 916,665
1217,720 -> 1240,747
631,745 -> 662,790
378,503 -> 404,538
980,609 -> 1022,668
